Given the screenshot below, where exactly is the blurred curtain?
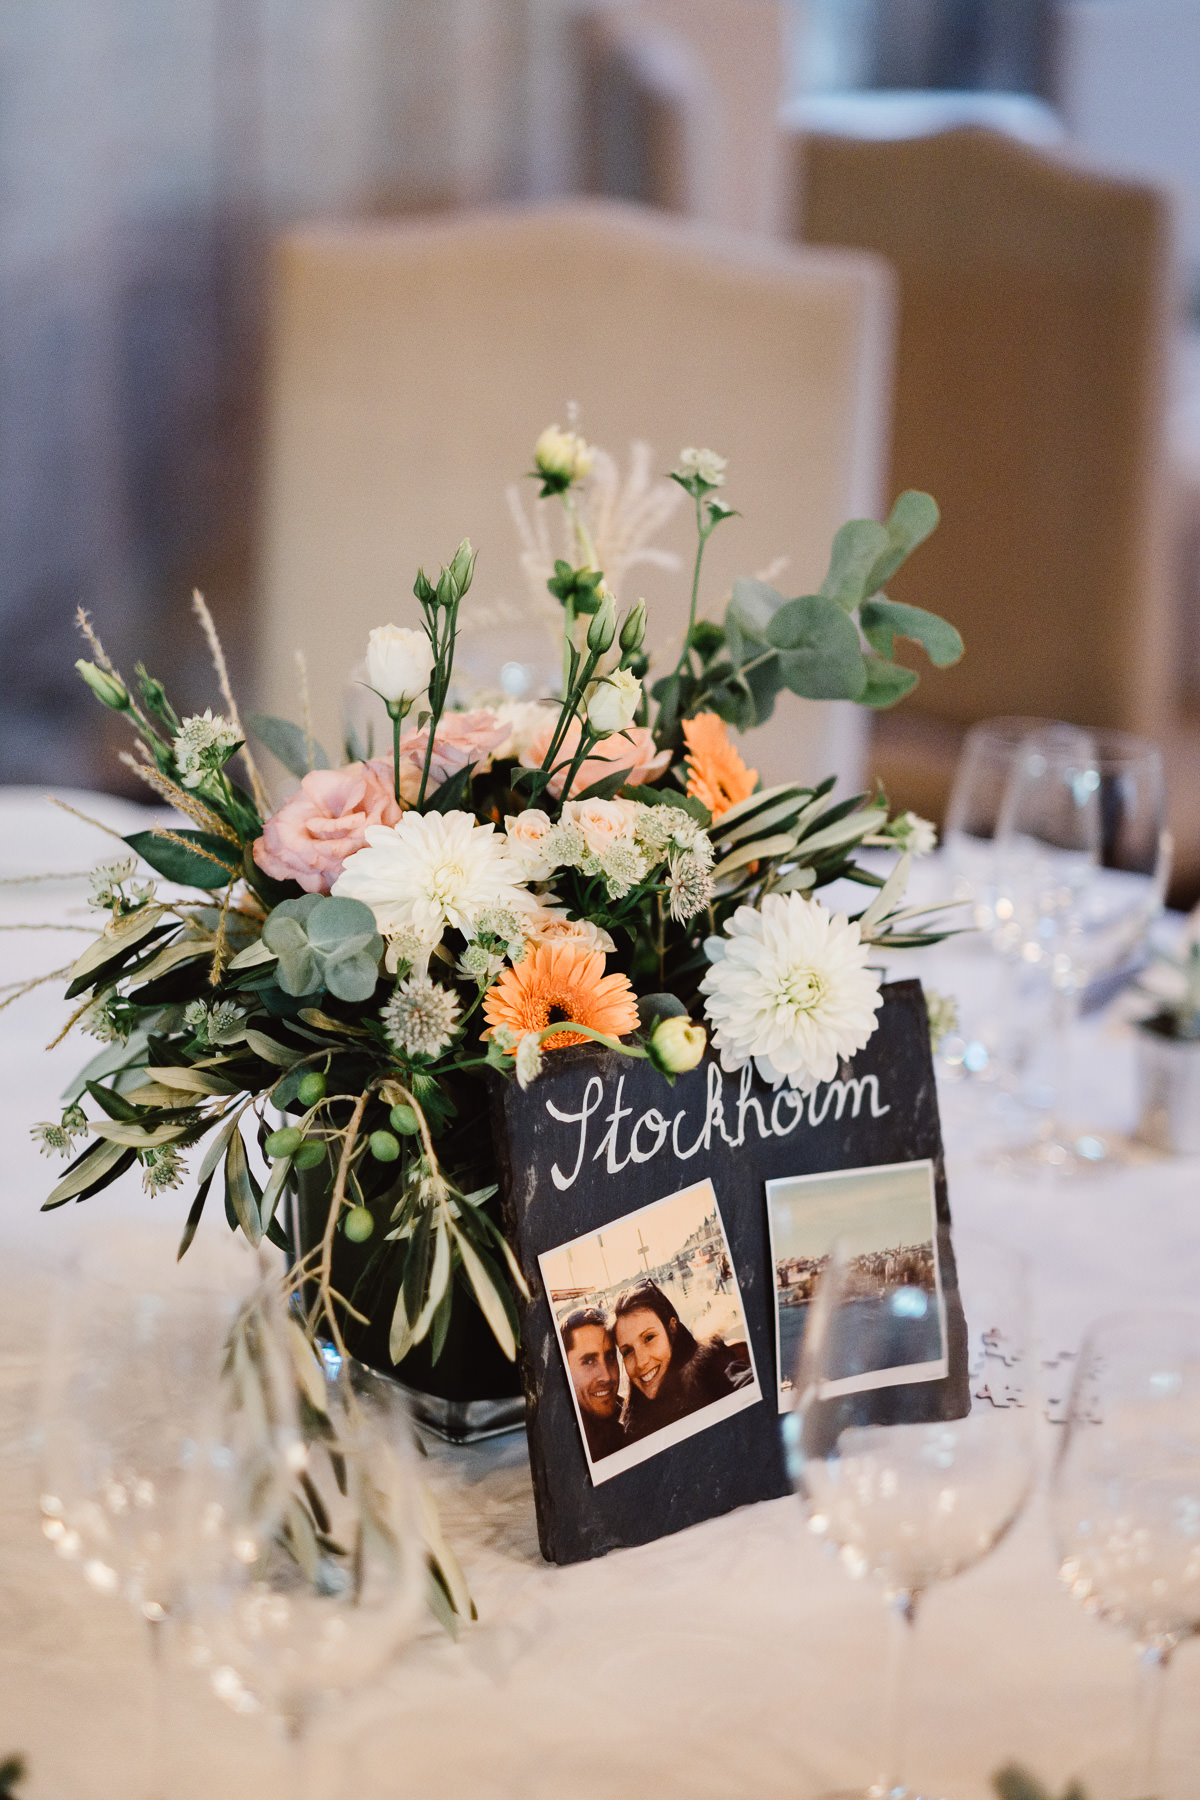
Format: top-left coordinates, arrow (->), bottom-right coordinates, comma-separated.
0,0 -> 575,787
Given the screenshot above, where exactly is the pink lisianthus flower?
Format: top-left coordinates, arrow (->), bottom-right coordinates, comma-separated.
393,708 -> 509,790
519,717 -> 671,800
253,761 -> 405,894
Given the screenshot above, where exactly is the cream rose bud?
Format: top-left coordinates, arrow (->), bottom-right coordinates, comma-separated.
503,808 -> 556,878
648,1014 -> 707,1074
365,625 -> 435,707
561,797 -> 636,856
587,668 -> 641,736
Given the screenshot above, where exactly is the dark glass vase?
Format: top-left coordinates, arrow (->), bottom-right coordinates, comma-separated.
292,1168 -> 524,1444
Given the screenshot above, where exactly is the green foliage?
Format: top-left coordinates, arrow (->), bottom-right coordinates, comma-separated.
546,560 -> 605,614
0,1755 -> 25,1798
678,489 -> 958,734
992,1766 -> 1088,1800
124,828 -> 240,889
261,896 -> 383,1003
248,712 -> 329,778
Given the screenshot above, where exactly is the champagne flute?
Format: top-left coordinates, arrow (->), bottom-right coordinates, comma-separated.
993,728 -> 1170,1170
785,1229 -> 1035,1800
37,1252 -> 241,1798
1051,1310 -> 1200,1800
181,1297 -> 427,1799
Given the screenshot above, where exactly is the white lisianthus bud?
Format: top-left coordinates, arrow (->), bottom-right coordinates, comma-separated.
587,668 -> 641,736
365,625 -> 435,708
648,1014 -> 707,1074
533,424 -> 592,491
587,592 -> 617,655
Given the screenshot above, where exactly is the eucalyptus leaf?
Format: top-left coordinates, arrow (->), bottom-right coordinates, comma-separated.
860,597 -> 963,668
860,655 -> 920,709
817,517 -> 891,610
726,576 -> 784,641
248,712 -> 329,778
863,489 -> 940,594
305,897 -> 378,952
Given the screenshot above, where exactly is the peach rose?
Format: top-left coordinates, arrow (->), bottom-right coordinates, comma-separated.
253,762 -> 404,894
519,717 -> 671,800
524,905 -> 616,955
560,796 -> 638,856
393,708 -> 508,791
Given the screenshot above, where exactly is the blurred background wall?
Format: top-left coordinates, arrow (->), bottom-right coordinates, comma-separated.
3,0 -> 1199,818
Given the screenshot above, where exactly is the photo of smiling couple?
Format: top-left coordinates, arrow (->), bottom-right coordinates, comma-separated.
541,1179 -> 762,1483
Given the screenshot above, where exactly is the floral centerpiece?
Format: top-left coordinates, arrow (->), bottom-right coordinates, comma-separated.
27,428 -> 961,1409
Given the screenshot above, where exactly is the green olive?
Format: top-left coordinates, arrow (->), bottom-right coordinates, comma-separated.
293,1140 -> 326,1171
389,1104 -> 420,1136
369,1130 -> 401,1163
297,1072 -> 327,1107
265,1126 -> 303,1160
343,1206 -> 375,1242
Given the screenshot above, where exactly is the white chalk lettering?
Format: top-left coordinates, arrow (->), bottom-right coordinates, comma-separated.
593,1074 -> 634,1173
736,1063 -> 772,1143
629,1107 -> 669,1163
807,1074 -> 890,1127
548,1075 -> 605,1190
770,1088 -> 806,1136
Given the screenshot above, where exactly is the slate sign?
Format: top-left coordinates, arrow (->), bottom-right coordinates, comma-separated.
490,978 -> 967,1566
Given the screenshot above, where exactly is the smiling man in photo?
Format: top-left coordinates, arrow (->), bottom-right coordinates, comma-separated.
562,1308 -> 624,1461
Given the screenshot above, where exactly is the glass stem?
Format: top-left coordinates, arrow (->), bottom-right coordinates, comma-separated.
877,1588 -> 920,1799
1135,1637 -> 1171,1799
284,1708 -> 312,1800
143,1611 -> 167,1800
1043,975 -> 1079,1146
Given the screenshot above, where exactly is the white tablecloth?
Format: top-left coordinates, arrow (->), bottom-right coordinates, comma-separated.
2,789 -> 1199,1799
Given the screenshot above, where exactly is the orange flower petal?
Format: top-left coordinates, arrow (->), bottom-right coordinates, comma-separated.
483,940 -> 638,1052
683,712 -> 757,820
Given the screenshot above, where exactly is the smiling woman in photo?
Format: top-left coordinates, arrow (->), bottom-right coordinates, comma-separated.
612,1280 -> 753,1443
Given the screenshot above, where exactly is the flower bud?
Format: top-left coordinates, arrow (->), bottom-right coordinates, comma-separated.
75,660 -> 130,712
586,592 -> 617,655
648,1014 -> 707,1074
619,599 -> 647,656
674,446 -> 728,488
448,538 -> 476,599
533,424 -> 592,493
365,624 -> 435,708
586,668 -> 641,736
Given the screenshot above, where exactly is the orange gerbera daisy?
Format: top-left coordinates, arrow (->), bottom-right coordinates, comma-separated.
482,940 -> 639,1052
682,712 -> 758,819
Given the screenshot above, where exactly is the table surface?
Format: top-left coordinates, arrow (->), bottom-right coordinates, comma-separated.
2,787 -> 1199,1800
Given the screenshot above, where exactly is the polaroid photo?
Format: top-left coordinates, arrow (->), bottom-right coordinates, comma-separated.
765,1158 -> 947,1410
538,1177 -> 763,1486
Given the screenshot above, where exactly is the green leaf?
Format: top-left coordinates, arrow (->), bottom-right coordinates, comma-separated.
726,576 -> 784,642
85,1078 -> 142,1123
176,1171 -> 215,1260
125,830 -> 239,889
712,832 -> 798,880
425,763 -> 475,815
637,993 -> 688,1029
402,1205 -> 434,1328
572,767 -> 634,803
863,490 -> 940,594
767,595 -> 867,701
323,946 -> 381,1004
452,1228 -> 516,1361
860,597 -> 963,668
42,1139 -> 136,1209
65,905 -> 167,993
860,654 -> 920,709
818,517 -> 891,610
241,1029 -> 303,1068
247,712 -> 329,778
305,897 -> 379,952
224,1127 -> 262,1245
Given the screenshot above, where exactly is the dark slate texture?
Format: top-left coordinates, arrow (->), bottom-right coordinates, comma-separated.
490,978 -> 967,1566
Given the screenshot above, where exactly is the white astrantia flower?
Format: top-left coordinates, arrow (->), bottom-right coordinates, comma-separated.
883,811 -> 938,858
675,446 -> 727,487
382,975 -> 461,1059
700,893 -> 883,1093
333,809 -> 535,945
515,1034 -> 545,1090
173,709 -> 241,789
365,624 -> 435,708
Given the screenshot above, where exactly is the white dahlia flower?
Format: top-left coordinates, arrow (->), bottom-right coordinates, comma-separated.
333,809 -> 535,945
700,892 -> 882,1092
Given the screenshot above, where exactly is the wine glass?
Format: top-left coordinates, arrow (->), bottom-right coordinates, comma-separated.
785,1229 -> 1035,1800
181,1295 -> 427,1799
940,718 -> 1090,1089
1051,1310 -> 1200,1800
993,728 -> 1170,1170
37,1249 -> 241,1798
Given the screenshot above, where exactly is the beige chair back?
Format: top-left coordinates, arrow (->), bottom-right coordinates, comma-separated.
793,126 -> 1175,816
257,200 -> 894,792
